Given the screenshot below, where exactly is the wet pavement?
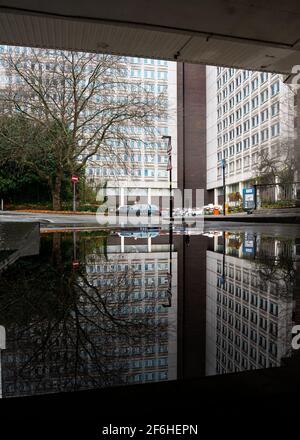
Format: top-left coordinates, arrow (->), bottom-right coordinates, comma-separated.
0,222 -> 299,399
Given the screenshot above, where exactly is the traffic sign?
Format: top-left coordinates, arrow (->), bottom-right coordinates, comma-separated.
166,157 -> 172,171
71,175 -> 79,183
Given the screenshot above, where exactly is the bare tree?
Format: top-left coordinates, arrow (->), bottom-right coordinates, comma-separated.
0,49 -> 167,209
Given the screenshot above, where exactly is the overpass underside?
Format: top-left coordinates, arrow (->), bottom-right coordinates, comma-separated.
1,1 -> 300,76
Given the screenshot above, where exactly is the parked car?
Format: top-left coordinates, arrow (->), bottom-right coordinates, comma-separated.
118,227 -> 160,239
117,204 -> 160,217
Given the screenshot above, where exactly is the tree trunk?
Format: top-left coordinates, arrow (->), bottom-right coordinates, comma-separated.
51,172 -> 62,210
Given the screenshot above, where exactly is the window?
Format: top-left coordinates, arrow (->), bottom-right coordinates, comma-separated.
243,156 -> 250,168
243,138 -> 250,150
261,108 -> 269,122
261,128 -> 269,142
243,85 -> 250,97
271,81 -> 280,95
252,133 -> 259,146
131,68 -> 141,77
157,70 -> 168,80
270,302 -> 278,316
260,88 -> 269,103
229,81 -> 235,93
236,158 -> 242,170
260,72 -> 268,83
236,74 -> 242,87
236,125 -> 242,136
236,91 -> 242,103
236,108 -> 242,120
144,69 -> 155,79
243,102 -> 250,115
243,120 -> 250,132
236,141 -> 242,153
251,96 -> 259,109
271,101 -> 279,116
229,145 -> 235,156
252,152 -> 258,165
271,123 -> 280,137
251,77 -> 259,91
252,115 -> 259,127
243,70 -> 250,80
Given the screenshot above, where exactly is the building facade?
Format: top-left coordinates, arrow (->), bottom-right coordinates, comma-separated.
0,46 -> 177,207
206,233 -> 296,375
86,56 -> 178,206
206,66 -> 296,206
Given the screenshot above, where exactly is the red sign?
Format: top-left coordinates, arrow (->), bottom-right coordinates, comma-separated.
72,260 -> 80,268
166,157 -> 172,171
71,175 -> 79,183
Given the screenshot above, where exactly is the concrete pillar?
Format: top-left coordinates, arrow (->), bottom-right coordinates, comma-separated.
148,237 -> 152,253
120,187 -> 125,205
214,188 -> 218,205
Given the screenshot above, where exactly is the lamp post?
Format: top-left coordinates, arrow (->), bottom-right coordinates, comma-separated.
221,159 -> 226,216
71,175 -> 79,212
162,135 -> 173,222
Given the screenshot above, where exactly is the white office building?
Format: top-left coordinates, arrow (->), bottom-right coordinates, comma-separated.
87,57 -> 178,206
206,66 -> 295,205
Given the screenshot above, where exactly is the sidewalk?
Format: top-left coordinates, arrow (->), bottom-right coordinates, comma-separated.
1,208 -> 300,225
205,207 -> 300,223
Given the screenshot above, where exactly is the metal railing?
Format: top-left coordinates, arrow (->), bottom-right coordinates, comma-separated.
254,182 -> 300,209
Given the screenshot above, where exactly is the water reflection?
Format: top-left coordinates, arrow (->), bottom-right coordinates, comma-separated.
206,230 -> 299,375
0,224 -> 299,398
0,229 -> 177,397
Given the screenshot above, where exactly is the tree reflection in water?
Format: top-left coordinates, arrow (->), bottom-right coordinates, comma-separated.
0,232 -> 169,397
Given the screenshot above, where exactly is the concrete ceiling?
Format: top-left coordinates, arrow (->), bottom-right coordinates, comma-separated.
1,1 -> 300,74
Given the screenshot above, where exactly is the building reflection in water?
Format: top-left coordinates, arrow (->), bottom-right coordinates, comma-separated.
206,231 -> 298,375
0,224 -> 299,398
0,231 -> 177,397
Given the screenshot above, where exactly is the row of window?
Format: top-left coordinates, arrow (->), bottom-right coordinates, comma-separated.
217,72 -> 276,93
217,82 -> 280,108
216,319 -> 278,355
87,262 -> 169,272
88,167 -> 168,178
218,101 -> 279,126
217,122 -> 280,147
90,153 -> 169,164
130,68 -> 168,80
218,100 -> 279,121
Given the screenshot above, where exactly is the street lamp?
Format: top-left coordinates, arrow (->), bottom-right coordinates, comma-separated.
221,159 -> 226,216
162,135 -> 173,221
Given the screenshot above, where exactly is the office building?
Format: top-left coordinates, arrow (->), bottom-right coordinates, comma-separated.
206,66 -> 296,205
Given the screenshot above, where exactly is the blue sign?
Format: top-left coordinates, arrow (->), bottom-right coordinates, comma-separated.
243,188 -> 255,210
243,232 -> 255,256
